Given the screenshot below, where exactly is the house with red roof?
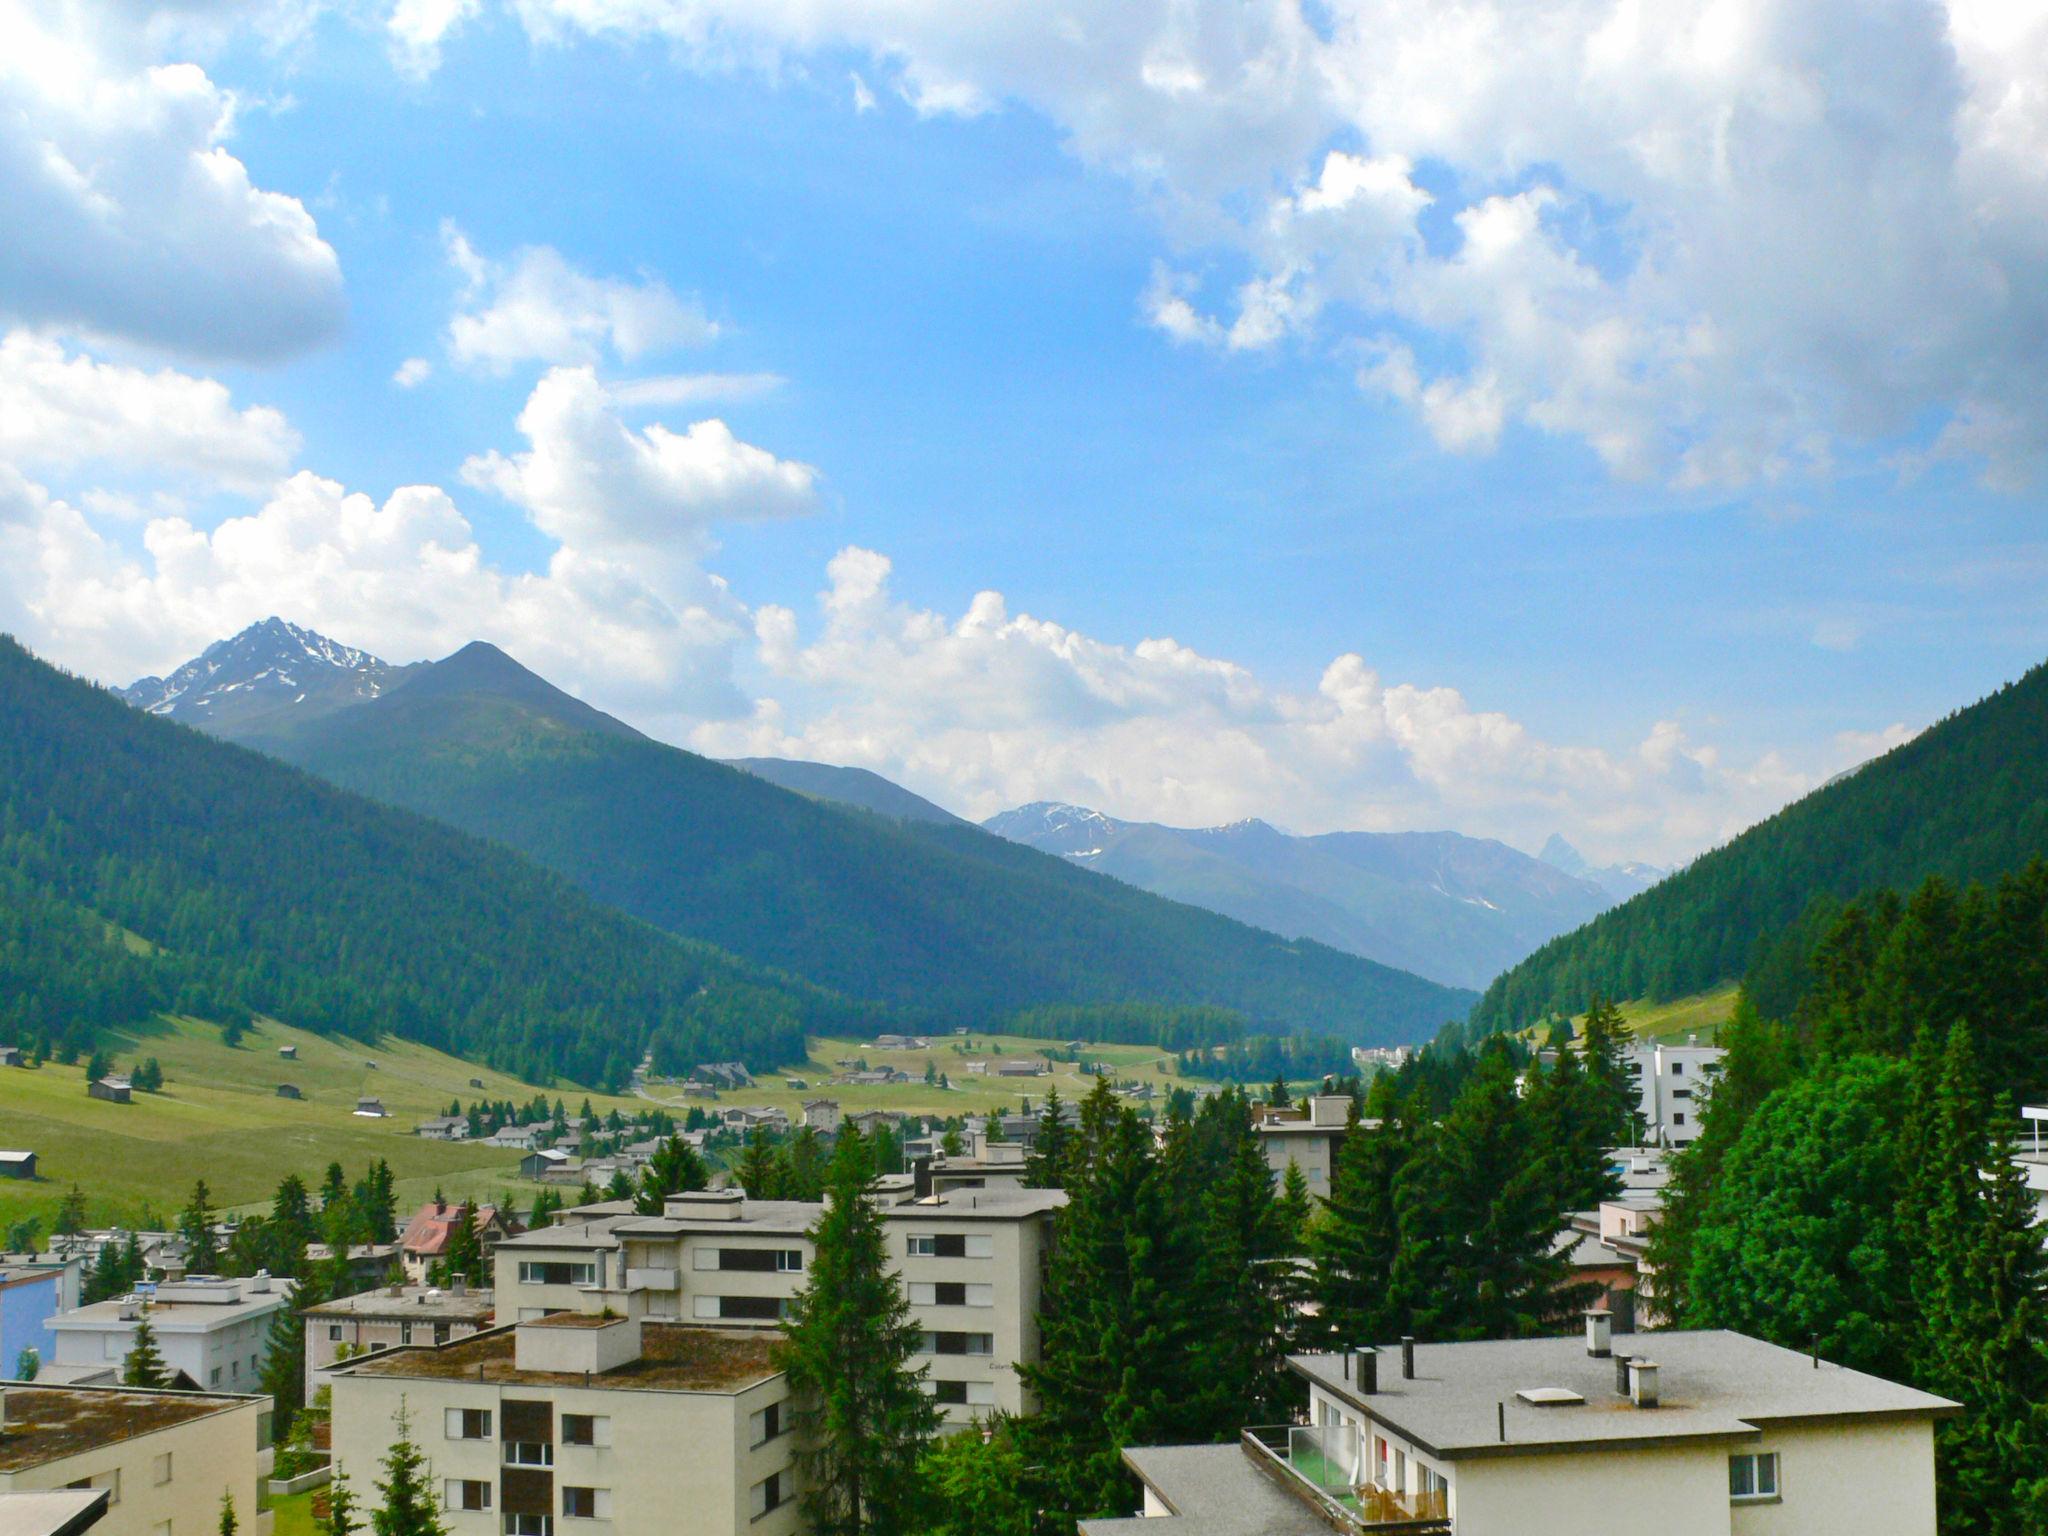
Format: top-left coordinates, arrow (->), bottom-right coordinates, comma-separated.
397,1200 -> 519,1284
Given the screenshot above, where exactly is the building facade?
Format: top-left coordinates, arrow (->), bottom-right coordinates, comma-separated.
301,1283 -> 495,1402
46,1277 -> 290,1394
330,1318 -> 797,1536
1626,1042 -> 1725,1147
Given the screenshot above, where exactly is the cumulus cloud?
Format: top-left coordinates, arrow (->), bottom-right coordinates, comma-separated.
392,356 -> 433,388
388,0 -> 479,77
0,331 -> 299,494
506,0 -> 2048,489
0,3 -> 343,362
460,366 -> 818,557
443,225 -> 719,373
691,546 -> 1815,866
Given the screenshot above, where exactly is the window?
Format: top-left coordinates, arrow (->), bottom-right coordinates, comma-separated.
519,1261 -> 598,1287
713,1249 -> 805,1273
750,1403 -> 784,1446
921,1331 -> 993,1356
1730,1452 -> 1779,1502
561,1415 -> 610,1448
447,1408 -> 493,1440
1672,1113 -> 1687,1127
1671,1062 -> 1685,1076
693,1295 -> 785,1321
908,1282 -> 993,1308
750,1473 -> 787,1519
503,1517 -> 552,1536
1672,1088 -> 1693,1101
928,1380 -> 996,1407
505,1443 -> 554,1468
211,1368 -> 223,1386
561,1488 -> 609,1520
328,1325 -> 344,1341
905,1233 -> 990,1259
435,1323 -> 452,1346
401,1324 -> 416,1346
446,1480 -> 492,1511
152,1452 -> 173,1486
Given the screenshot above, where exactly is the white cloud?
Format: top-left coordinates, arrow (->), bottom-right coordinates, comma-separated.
850,71 -> 876,113
392,356 -> 434,388
507,0 -> 2048,489
460,366 -> 818,556
388,0 -> 478,77
0,330 -> 299,494
691,545 -> 1811,866
443,225 -> 719,373
608,371 -> 784,407
0,3 -> 343,362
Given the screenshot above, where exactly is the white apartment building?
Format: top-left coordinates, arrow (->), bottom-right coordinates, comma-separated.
46,1277 -> 291,1394
0,1383 -> 270,1536
1087,1321 -> 1957,1536
301,1281 -> 496,1402
1626,1041 -> 1724,1146
492,1186 -> 1062,1423
330,1316 -> 796,1536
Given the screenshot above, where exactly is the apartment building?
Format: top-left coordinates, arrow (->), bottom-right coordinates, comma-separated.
1626,1041 -> 1724,1147
1089,1321 -> 1957,1536
329,1316 -> 796,1536
1253,1095 -> 1352,1196
0,1383 -> 270,1536
46,1277 -> 290,1394
301,1282 -> 495,1401
0,1254 -> 81,1377
492,1186 -> 1063,1423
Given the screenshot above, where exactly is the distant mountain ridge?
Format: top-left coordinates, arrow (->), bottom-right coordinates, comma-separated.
1469,659 -> 2048,1036
982,802 -> 1624,991
123,621 -> 1474,1045
1536,834 -> 1666,903
727,758 -> 965,827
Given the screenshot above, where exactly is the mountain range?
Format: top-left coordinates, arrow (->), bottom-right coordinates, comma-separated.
1469,658 -> 2048,1036
980,803 -> 1642,990
117,620 -> 1473,1044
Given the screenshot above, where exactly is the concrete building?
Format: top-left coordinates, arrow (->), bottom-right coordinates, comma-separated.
46,1277 -> 291,1394
1090,1324 -> 1957,1536
492,1186 -> 1063,1424
0,1384 -> 270,1536
330,1318 -> 797,1536
301,1281 -> 495,1401
798,1100 -> 840,1133
0,1254 -> 81,1376
1626,1041 -> 1725,1147
1253,1095 -> 1353,1197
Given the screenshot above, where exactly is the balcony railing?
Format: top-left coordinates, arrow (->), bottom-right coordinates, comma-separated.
1242,1426 -> 1452,1533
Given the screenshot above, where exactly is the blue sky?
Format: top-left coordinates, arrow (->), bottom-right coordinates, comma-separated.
3,0 -> 2044,863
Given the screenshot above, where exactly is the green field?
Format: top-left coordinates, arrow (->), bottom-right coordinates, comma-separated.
0,1014 -> 654,1233
1603,985 -> 1739,1045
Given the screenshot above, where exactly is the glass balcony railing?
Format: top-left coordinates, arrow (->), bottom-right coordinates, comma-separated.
1243,1426 -> 1453,1532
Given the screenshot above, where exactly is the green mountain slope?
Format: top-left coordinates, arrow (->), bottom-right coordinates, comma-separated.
727,757 -> 966,827
0,636 -> 857,1084
265,644 -> 1473,1043
1468,660 -> 2048,1034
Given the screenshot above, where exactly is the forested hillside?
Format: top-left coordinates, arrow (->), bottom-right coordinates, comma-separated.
0,637 -> 860,1084
1465,660 -> 2048,1035
264,644 -> 1472,1042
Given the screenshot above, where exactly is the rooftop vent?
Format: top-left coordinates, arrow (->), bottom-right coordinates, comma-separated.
1584,1308 -> 1612,1357
1629,1359 -> 1660,1409
1514,1387 -> 1585,1408
664,1189 -> 745,1222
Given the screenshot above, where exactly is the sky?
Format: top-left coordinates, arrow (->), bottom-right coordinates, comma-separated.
3,0 -> 2046,867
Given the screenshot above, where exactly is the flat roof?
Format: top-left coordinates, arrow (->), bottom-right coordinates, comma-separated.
0,1488 -> 110,1536
1294,1331 -> 1960,1460
0,1387 -> 258,1471
51,1291 -> 288,1331
304,1287 -> 494,1321
345,1323 -> 781,1394
1079,1445 -> 1326,1536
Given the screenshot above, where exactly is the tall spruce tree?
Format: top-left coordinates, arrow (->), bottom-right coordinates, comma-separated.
780,1129 -> 938,1536
319,1463 -> 363,1536
1025,1090 -> 1074,1189
1311,1076 -> 1412,1347
1188,1096 -> 1298,1430
218,1490 -> 237,1536
179,1181 -> 219,1274
1275,1160 -> 1312,1251
123,1315 -> 170,1388
634,1135 -> 711,1215
436,1204 -> 483,1287
263,1262 -> 326,1436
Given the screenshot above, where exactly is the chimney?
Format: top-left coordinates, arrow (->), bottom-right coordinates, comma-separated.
248,1270 -> 271,1294
451,1274 -> 468,1297
1613,1352 -> 1633,1396
1351,1348 -> 1378,1394
1584,1308 -> 1612,1357
1629,1359 -> 1659,1409
1400,1337 -> 1416,1379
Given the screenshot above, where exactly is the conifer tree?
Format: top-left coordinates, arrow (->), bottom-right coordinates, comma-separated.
319,1464 -> 363,1536
781,1130 -> 938,1535
264,1262 -> 326,1436
123,1315 -> 170,1388
179,1180 -> 219,1274
1312,1077 -> 1412,1347
1024,1089 -> 1074,1188
435,1203 -> 484,1288
218,1490 -> 238,1536
634,1135 -> 711,1215
1575,999 -> 1638,1144
1188,1103 -> 1298,1430
735,1129 -> 782,1199
372,1403 -> 447,1536
1275,1160 -> 1312,1250
53,1186 -> 87,1237
782,1128 -> 827,1203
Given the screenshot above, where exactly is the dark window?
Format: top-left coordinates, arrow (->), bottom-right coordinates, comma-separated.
933,1282 -> 967,1306
434,1323 -> 452,1345
454,1409 -> 492,1441
932,1234 -> 967,1258
456,1481 -> 490,1511
502,1400 -> 553,1444
720,1295 -> 784,1321
560,1415 -> 596,1447
932,1381 -> 969,1405
718,1248 -> 778,1272
561,1488 -> 599,1519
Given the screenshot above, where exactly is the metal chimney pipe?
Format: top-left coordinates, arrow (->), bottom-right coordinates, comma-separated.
1614,1352 -> 1633,1396
1400,1337 -> 1416,1379
1354,1348 -> 1378,1394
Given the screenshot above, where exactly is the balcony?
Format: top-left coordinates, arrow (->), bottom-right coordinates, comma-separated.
1242,1426 -> 1451,1533
624,1267 -> 679,1291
